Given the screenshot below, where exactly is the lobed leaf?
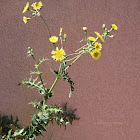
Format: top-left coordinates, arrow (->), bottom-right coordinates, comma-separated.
18,76 -> 45,95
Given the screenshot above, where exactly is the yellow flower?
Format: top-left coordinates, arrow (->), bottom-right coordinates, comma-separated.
49,36 -> 58,43
31,1 -> 43,10
22,2 -> 29,13
23,16 -> 27,24
95,32 -> 104,42
64,33 -> 67,38
51,47 -> 66,61
88,36 -> 95,42
91,49 -> 101,60
94,42 -> 102,51
112,24 -> 118,30
83,27 -> 87,31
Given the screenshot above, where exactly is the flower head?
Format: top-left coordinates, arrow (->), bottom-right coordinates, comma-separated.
83,27 -> 87,31
88,36 -> 95,42
91,49 -> 101,60
49,36 -> 58,43
112,24 -> 118,30
64,33 -> 67,38
23,16 -> 27,24
23,16 -> 30,24
94,42 -> 102,51
95,32 -> 104,42
31,1 -> 43,10
22,2 -> 29,13
51,47 -> 66,61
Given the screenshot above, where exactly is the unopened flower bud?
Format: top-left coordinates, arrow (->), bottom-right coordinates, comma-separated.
60,28 -> 63,32
83,27 -> 87,31
64,33 -> 67,38
59,28 -> 63,37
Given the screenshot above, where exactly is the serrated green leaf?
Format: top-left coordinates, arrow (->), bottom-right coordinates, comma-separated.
19,77 -> 45,95
38,58 -> 49,66
50,69 -> 58,76
13,128 -> 24,136
62,73 -> 75,98
37,124 -> 46,131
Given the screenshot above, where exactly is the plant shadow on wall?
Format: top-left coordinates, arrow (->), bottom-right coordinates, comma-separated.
0,1 -> 118,140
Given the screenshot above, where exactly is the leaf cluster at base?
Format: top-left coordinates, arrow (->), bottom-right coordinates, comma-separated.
0,102 -> 79,140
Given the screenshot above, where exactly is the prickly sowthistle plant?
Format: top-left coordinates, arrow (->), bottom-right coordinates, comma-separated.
0,1 -> 118,140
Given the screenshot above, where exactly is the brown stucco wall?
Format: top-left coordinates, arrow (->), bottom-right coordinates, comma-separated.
0,0 -> 140,140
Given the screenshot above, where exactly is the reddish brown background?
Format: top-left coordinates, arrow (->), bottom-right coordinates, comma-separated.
0,0 -> 140,140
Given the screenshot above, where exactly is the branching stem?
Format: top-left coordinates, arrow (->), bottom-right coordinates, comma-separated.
65,51 -> 84,71
31,55 -> 46,91
65,52 -> 80,59
74,43 -> 88,53
65,55 -> 80,62
48,63 -> 62,96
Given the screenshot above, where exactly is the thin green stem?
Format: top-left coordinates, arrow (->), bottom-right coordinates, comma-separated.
39,15 -> 61,97
60,37 -> 63,45
60,36 -> 64,49
65,52 -> 84,71
64,43 -> 88,60
65,52 -> 80,58
40,15 -> 51,37
53,43 -> 57,48
40,15 -> 56,48
109,28 -> 113,32
75,43 -> 88,53
48,63 -> 62,95
65,55 -> 80,62
91,37 -> 99,45
48,76 -> 59,95
63,38 -> 66,48
86,32 -> 88,38
31,55 -> 46,91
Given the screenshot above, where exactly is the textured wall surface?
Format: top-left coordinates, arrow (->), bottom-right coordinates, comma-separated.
0,0 -> 140,140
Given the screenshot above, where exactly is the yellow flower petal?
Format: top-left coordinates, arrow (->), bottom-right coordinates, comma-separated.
95,32 -> 104,42
49,36 -> 58,43
22,2 -> 29,13
91,49 -> 101,60
112,24 -> 118,30
94,42 -> 102,51
31,1 -> 43,10
51,47 -> 66,61
56,47 -> 59,51
23,16 -> 27,24
88,36 -> 95,42
51,51 -> 56,54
